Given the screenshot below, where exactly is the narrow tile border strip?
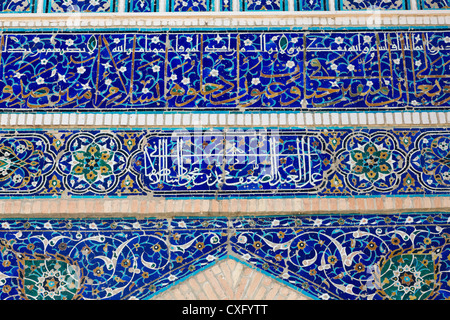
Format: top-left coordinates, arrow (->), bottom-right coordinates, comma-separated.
1,111 -> 449,128
0,10 -> 449,29
1,196 -> 448,217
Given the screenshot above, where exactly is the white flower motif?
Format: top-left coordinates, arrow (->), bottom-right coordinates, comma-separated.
77,66 -> 86,74
41,59 -> 48,65
442,171 -> 450,180
405,216 -> 414,224
105,79 -> 112,86
113,38 -> 120,44
281,272 -> 290,279
151,36 -> 159,44
152,65 -> 160,73
347,64 -> 355,72
291,37 -> 298,44
237,235 -> 247,244
286,61 -> 295,68
415,60 -> 422,67
12,174 -> 22,183
168,274 -> 178,281
193,1 -> 199,5
363,35 -> 372,44
359,218 -> 368,225
206,255 -> 217,262
438,141 -> 449,151
242,253 -> 251,260
330,63 -> 338,70
32,37 -> 40,43
65,39 -> 74,46
132,222 -> 141,229
210,69 -> 219,77
58,73 -> 66,82
36,77 -> 45,85
251,78 -> 260,85
313,218 -> 322,227
14,72 -> 23,79
335,37 -> 344,44
366,81 -> 373,87
410,100 -> 420,106
393,58 -> 400,65
444,36 -> 450,43
271,219 -> 280,227
244,39 -> 253,46
15,145 -> 26,154
170,74 -> 177,81
90,0 -> 99,5
1,222 -> 10,229
142,88 -> 149,94
82,83 -> 92,90
186,36 -> 193,42
181,77 -> 190,85
119,66 -> 127,72
178,221 -> 187,228
89,222 -> 97,229
319,293 -> 330,300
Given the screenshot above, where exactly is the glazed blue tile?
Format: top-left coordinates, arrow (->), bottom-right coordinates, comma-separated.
44,0 -> 116,12
241,0 -> 287,11
1,213 -> 448,299
167,0 -> 213,11
1,31 -> 449,111
126,0 -> 158,11
418,0 -> 449,8
294,0 -> 325,10
0,0 -> 35,13
230,213 -> 450,300
0,128 -> 449,198
337,0 -> 406,10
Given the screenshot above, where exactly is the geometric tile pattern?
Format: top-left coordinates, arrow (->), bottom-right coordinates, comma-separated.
337,0 -> 406,10
126,0 -> 158,11
0,213 -> 449,300
43,0 -> 116,12
167,0 -> 214,11
1,31 -> 449,111
0,0 -> 35,13
0,128 -> 449,198
418,0 -> 450,8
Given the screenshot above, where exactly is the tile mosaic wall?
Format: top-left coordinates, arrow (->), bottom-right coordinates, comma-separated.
241,0 -> 286,11
0,213 -> 448,300
0,128 -> 448,198
43,0 -> 116,12
337,0 -> 406,10
418,0 -> 450,9
1,31 -> 449,111
167,0 -> 214,11
0,0 -> 35,13
126,0 -> 159,11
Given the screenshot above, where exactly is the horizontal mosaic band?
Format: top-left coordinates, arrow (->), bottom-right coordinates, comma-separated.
0,12 -> 449,29
1,111 -> 449,128
1,31 -> 450,111
0,128 -> 449,198
0,212 -> 448,300
1,0 -> 449,12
